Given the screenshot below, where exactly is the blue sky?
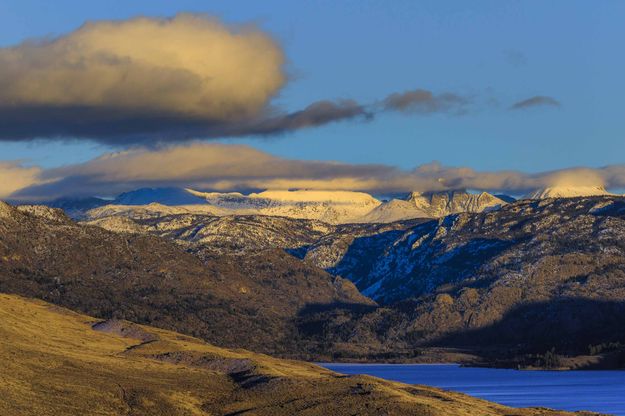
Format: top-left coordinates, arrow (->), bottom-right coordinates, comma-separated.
0,0 -> 624,173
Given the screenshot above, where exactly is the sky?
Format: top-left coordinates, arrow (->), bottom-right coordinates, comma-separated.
0,1 -> 624,199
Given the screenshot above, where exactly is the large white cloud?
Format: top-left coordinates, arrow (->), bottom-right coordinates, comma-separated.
1,14 -> 284,118
0,14 -> 289,142
5,143 -> 625,201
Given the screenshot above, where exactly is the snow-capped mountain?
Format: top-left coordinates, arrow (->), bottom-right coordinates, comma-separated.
86,202 -> 227,220
48,187 -> 514,224
360,190 -> 507,223
87,189 -> 383,224
113,187 -> 207,205
526,185 -> 614,199
188,189 -> 382,223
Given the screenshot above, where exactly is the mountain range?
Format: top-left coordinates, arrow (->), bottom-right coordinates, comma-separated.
47,185 -> 622,225
3,187 -> 625,370
53,187 -> 511,224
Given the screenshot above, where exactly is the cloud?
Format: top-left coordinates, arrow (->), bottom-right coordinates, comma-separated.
383,89 -> 470,115
11,144 -> 397,200
0,162 -> 43,198
202,99 -> 373,138
0,14 -> 287,144
6,143 -> 625,201
510,95 -> 561,110
401,163 -> 617,192
0,14 -> 543,144
503,49 -> 527,67
0,14 -> 412,145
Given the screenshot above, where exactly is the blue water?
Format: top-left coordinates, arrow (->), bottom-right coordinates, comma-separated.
320,363 -> 625,415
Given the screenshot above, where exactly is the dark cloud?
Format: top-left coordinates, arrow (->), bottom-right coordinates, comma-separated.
0,89 -> 468,145
510,95 -> 561,110
230,100 -> 373,137
0,100 -> 372,146
382,89 -> 470,115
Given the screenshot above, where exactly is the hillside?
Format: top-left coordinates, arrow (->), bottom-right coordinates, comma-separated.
0,201 -> 371,356
299,196 -> 625,366
6,196 -> 625,367
87,212 -> 335,255
0,293 -> 592,416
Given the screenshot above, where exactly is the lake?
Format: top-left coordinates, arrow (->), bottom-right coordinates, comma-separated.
320,363 -> 625,415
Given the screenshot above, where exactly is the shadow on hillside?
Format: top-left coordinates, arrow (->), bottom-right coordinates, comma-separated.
295,302 -> 379,338
428,297 -> 625,358
327,222 -> 438,284
284,245 -> 312,259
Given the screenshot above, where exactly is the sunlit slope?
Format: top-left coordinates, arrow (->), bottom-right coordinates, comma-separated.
0,294 -> 595,416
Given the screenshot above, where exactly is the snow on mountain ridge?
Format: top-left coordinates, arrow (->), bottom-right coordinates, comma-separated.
361,190 -> 507,222
182,189 -> 382,223
526,185 -> 614,199
114,187 -> 206,205
251,190 -> 380,204
76,188 -> 510,224
85,190 -> 382,224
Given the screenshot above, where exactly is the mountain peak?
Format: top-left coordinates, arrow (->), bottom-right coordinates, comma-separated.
361,190 -> 507,223
114,187 -> 206,206
406,190 -> 506,214
526,185 -> 613,199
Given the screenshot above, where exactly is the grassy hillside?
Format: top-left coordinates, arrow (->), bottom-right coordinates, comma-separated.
0,293 -> 595,416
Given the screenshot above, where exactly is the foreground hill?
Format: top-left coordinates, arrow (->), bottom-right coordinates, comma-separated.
0,293 -> 595,416
83,188 -> 383,224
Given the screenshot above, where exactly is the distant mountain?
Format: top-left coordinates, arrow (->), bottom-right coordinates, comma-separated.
85,189 -> 384,224
45,196 -> 109,218
361,190 -> 507,223
82,188 -> 510,224
526,185 -> 614,199
46,186 -> 625,225
190,189 -> 383,224
87,202 -> 227,220
113,187 -> 206,205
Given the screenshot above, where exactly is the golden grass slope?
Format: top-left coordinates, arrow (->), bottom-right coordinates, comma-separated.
0,293 -> 599,416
